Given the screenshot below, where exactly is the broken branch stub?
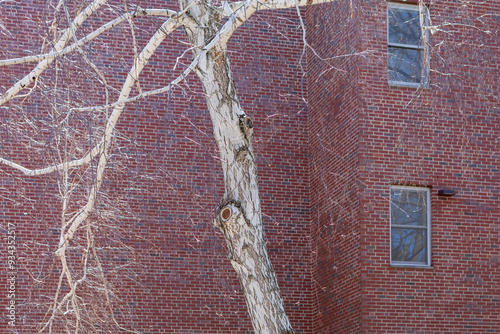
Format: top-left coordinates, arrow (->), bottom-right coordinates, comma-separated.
221,205 -> 233,221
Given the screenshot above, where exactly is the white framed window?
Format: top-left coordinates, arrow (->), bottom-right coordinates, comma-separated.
387,3 -> 429,88
390,186 -> 431,267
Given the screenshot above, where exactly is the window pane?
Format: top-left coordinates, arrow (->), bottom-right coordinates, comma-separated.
388,7 -> 422,46
391,228 -> 427,263
388,47 -> 423,84
391,188 -> 428,227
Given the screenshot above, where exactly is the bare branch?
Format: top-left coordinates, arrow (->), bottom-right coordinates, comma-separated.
55,16 -> 184,257
26,15 -> 188,332
212,0 -> 338,50
69,48 -> 201,112
0,0 -> 109,105
1,15 -> 191,177
225,0 -> 336,15
0,141 -> 103,176
0,8 -> 183,68
260,0 -> 335,9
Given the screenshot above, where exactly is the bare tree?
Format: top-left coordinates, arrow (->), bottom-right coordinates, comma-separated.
0,0 -> 334,333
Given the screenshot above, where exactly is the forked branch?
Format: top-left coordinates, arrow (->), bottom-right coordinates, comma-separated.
0,141 -> 103,176
0,8 -> 187,68
0,0 -> 108,105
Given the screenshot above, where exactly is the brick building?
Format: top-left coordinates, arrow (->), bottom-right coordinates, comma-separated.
1,0 -> 499,333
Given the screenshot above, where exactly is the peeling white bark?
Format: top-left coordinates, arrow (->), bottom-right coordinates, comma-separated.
0,0 -> 340,331
205,55 -> 295,333
181,0 -> 295,332
216,204 -> 294,334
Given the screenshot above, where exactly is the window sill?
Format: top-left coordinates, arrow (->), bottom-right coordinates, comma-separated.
391,263 -> 433,269
388,81 -> 429,89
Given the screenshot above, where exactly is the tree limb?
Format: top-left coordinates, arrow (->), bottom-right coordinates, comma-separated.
55,16 -> 184,257
0,15 -> 192,177
0,0 -> 108,105
224,0 -> 335,16
0,141 -> 103,176
0,8 -> 184,68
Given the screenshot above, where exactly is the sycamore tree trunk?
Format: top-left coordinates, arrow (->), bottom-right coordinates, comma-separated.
181,1 -> 294,333
0,0 -> 335,331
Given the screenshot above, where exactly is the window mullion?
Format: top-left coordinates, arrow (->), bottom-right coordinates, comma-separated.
388,42 -> 424,50
390,186 -> 431,267
391,225 -> 427,229
387,2 -> 429,87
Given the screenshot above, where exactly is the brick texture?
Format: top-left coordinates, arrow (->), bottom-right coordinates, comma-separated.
306,0 -> 363,332
1,0 -> 499,333
0,1 -> 313,333
307,0 -> 500,333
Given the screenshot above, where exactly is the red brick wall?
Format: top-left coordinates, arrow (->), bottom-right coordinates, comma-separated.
306,0 -> 363,332
1,0 -> 499,333
307,0 -> 499,333
0,1 -> 314,333
357,1 -> 500,333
